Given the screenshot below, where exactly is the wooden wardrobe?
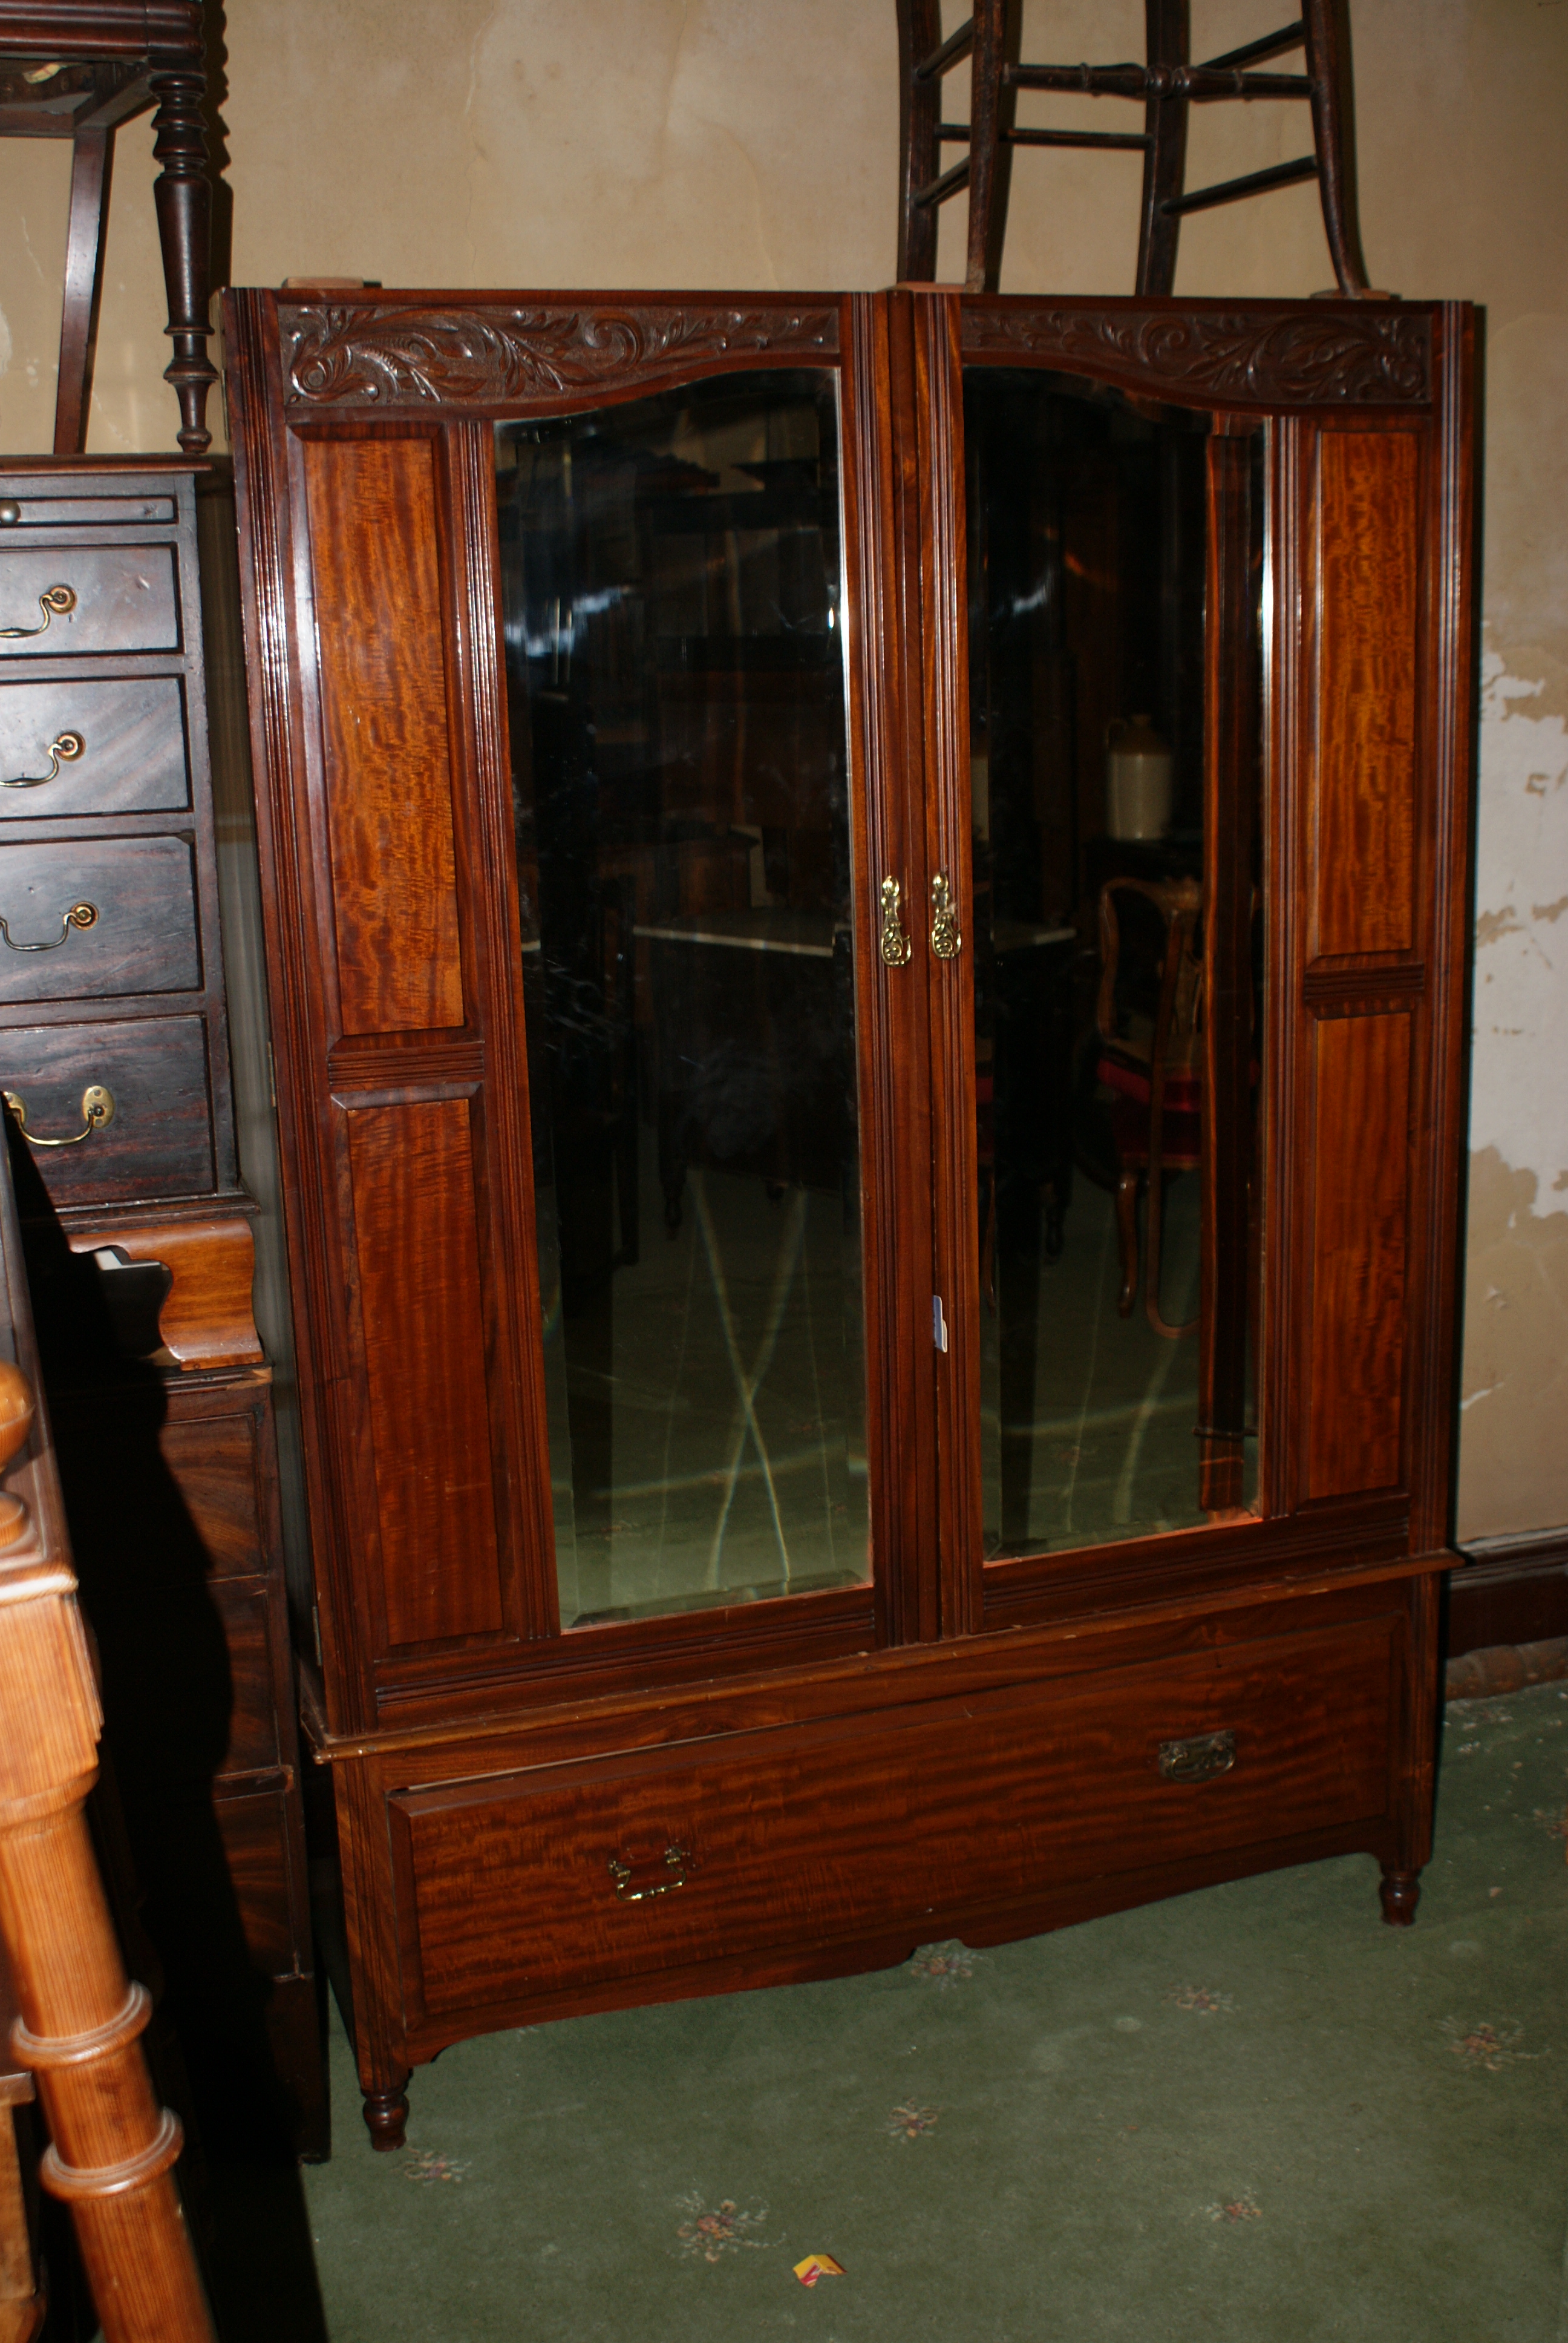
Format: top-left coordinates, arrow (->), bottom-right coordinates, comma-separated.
223,286 -> 1473,2147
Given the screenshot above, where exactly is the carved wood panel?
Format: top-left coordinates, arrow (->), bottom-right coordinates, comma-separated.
282,303 -> 841,411
301,437 -> 465,1037
345,1096 -> 505,1650
1310,430 -> 1420,960
959,303 -> 1432,409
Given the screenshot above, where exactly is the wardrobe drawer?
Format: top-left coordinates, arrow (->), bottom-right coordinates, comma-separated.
0,677 -> 190,815
390,1614 -> 1397,2024
0,545 -> 180,658
1,1014 -> 214,1204
0,839 -> 199,1003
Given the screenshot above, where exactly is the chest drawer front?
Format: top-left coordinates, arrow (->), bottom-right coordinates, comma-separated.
391,1616 -> 1396,2024
0,546 -> 180,658
0,839 -> 200,1003
0,678 -> 190,815
1,1014 -> 214,1204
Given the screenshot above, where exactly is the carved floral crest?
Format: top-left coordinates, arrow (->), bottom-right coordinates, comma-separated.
959,306 -> 1431,406
281,304 -> 841,408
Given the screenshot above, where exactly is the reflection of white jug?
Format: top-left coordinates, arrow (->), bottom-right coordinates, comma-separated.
1106,714 -> 1173,841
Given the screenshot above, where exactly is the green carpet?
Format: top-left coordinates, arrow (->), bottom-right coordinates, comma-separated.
298,1681 -> 1568,2342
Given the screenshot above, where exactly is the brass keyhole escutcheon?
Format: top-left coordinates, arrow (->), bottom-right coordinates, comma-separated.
878,874 -> 912,968
930,872 -> 962,960
4,1083 -> 115,1147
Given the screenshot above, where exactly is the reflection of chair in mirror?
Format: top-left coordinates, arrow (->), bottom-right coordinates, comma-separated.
1096,876 -> 1203,1339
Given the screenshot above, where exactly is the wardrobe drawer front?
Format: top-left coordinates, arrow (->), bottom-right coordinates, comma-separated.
1,1014 -> 214,1205
0,839 -> 200,1003
0,677 -> 190,815
0,546 -> 180,658
391,1616 -> 1397,2022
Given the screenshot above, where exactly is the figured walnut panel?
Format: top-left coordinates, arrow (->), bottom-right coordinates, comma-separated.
301,438 -> 465,1037
1312,432 -> 1419,959
345,1097 -> 504,1648
391,1616 -> 1394,2019
1307,1012 -> 1411,1498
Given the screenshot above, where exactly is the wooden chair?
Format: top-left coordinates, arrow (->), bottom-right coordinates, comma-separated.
897,0 -> 1374,297
1095,874 -> 1202,1339
0,4 -> 217,453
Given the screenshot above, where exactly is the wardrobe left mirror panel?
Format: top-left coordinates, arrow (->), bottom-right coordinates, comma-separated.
494,372 -> 872,1628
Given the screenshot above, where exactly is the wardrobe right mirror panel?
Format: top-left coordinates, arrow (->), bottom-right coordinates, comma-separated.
962,368 -> 1264,1559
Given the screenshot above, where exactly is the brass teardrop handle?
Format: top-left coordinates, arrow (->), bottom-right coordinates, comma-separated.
0,585 -> 77,641
878,874 -> 912,968
607,1843 -> 691,1901
0,900 -> 97,952
3,730 -> 84,790
930,872 -> 962,960
4,1083 -> 115,1147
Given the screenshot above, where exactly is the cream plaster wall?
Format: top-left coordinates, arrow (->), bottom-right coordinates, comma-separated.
0,1 -> 1563,1538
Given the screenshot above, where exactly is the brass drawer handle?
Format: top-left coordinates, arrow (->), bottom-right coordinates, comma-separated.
930,871 -> 962,960
0,900 -> 97,952
608,1843 -> 691,1901
4,1084 -> 115,1147
4,730 -> 84,790
1157,1729 -> 1236,1784
878,874 -> 912,967
0,585 -> 77,641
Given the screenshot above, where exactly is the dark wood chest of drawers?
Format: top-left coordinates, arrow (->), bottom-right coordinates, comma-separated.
0,459 -> 325,2159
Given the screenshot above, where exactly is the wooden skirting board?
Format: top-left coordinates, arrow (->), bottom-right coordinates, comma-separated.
1447,1527 -> 1568,1660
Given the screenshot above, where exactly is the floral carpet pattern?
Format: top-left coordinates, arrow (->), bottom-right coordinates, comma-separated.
302,1682 -> 1568,2343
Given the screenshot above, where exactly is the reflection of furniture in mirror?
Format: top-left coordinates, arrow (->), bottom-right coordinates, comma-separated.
225,286 -> 1474,2149
1096,875 -> 1203,1337
897,0 -> 1374,297
0,4 -> 217,453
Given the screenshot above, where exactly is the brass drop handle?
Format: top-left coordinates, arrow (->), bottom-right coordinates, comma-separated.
878,874 -> 912,968
0,585 -> 77,641
930,871 -> 962,960
607,1843 -> 691,1901
1157,1729 -> 1237,1784
4,1084 -> 115,1147
0,900 -> 97,952
4,730 -> 84,790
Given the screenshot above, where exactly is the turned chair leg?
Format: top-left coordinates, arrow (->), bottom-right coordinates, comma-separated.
53,127 -> 114,457
896,0 -> 943,280
1114,1169 -> 1140,1317
1303,0 -> 1372,295
1135,0 -> 1190,297
964,0 -> 1022,293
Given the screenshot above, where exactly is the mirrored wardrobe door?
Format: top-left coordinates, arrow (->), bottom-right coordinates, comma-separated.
914,297 -> 1267,1590
492,355 -> 921,1636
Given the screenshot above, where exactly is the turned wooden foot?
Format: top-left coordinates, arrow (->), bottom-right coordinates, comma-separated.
362,2081 -> 410,2151
1379,1866 -> 1420,1927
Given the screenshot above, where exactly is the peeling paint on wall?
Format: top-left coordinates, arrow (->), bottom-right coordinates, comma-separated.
1456,1149 -> 1568,1541
1468,638 -> 1568,1205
